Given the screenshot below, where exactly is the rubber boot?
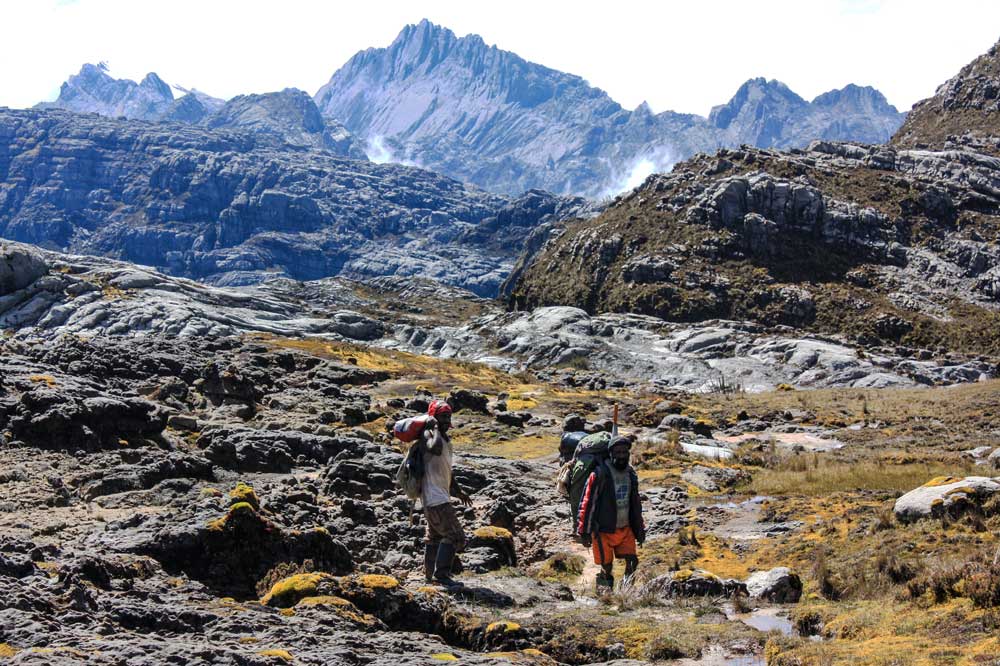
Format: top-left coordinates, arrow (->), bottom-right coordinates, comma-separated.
424,543 -> 438,583
596,569 -> 614,594
621,556 -> 639,589
433,542 -> 464,588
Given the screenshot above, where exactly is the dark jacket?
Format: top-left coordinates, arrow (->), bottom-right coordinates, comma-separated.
577,462 -> 645,542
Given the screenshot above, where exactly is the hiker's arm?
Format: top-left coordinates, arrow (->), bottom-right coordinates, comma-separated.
424,427 -> 443,455
577,471 -> 599,543
630,470 -> 646,545
450,477 -> 472,506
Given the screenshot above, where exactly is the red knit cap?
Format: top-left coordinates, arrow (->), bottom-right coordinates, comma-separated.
427,400 -> 453,417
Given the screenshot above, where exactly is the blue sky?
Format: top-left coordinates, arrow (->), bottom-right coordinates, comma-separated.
2,0 -> 999,115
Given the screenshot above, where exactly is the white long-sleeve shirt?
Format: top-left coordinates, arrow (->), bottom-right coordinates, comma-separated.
421,428 -> 453,508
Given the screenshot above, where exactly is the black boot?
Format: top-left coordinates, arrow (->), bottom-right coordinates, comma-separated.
596,568 -> 614,593
433,542 -> 464,588
424,543 -> 437,584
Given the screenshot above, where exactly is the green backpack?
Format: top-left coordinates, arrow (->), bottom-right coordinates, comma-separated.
567,431 -> 612,534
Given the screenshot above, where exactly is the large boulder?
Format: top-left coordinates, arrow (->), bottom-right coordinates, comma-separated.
894,476 -> 1000,523
744,567 -> 802,603
0,243 -> 48,295
8,388 -> 166,452
643,568 -> 746,598
681,465 -> 750,492
136,496 -> 352,598
447,387 -> 489,413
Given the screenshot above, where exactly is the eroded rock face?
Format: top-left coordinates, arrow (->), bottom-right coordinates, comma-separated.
131,502 -> 353,598
0,109 -> 591,296
892,37 -> 1000,153
507,138 -> 1000,358
894,476 -> 1000,523
385,305 -> 994,392
7,388 -> 166,452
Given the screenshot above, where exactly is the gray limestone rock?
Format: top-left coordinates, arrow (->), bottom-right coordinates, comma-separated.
744,567 -> 802,603
681,465 -> 749,492
0,243 -> 47,295
894,476 -> 1000,523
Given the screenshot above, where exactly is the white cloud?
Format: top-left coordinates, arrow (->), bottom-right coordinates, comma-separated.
598,145 -> 677,199
1,0 -> 998,115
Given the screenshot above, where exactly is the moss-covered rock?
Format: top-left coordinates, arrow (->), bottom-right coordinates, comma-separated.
143,500 -> 352,599
894,476 -> 1000,523
260,573 -> 333,607
229,482 -> 260,510
643,568 -> 746,598
469,525 -> 518,567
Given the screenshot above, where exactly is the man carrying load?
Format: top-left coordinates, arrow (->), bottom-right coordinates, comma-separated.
576,435 -> 645,592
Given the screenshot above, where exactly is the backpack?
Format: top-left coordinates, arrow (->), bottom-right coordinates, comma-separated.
559,431 -> 589,464
393,414 -> 435,443
393,414 -> 435,501
567,431 -> 612,533
395,439 -> 425,501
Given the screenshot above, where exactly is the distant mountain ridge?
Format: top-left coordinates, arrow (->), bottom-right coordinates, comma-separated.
37,22 -> 904,197
38,65 -> 366,158
315,19 -> 905,197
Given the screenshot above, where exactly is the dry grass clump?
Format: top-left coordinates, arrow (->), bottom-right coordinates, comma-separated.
906,554 -> 1000,609
748,460 -> 978,496
534,552 -> 585,583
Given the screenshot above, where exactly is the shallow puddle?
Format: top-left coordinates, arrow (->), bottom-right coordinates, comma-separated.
735,607 -> 795,635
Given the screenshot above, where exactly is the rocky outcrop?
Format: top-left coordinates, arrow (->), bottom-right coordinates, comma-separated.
0,109 -> 589,296
384,305 -> 994,391
1,240 -> 992,392
0,242 -> 389,339
681,465 -> 750,492
205,88 -> 367,157
0,242 -> 47,294
315,20 -> 903,197
507,139 -> 1000,358
644,569 -> 747,598
892,38 -> 1000,154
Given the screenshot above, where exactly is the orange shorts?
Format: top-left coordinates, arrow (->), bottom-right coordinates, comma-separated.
591,526 -> 637,565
